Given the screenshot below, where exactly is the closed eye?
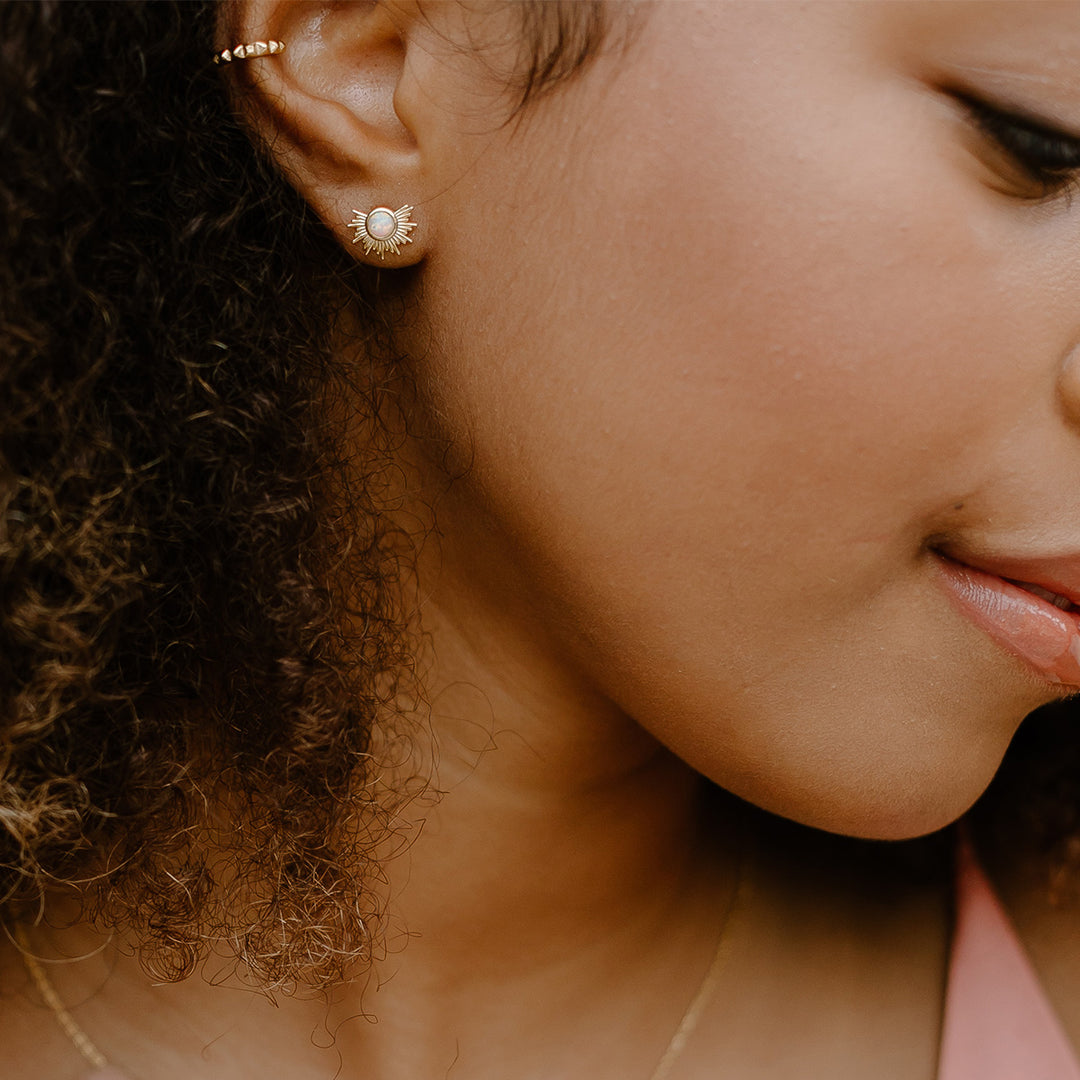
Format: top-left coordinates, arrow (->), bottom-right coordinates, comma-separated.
953,90 -> 1080,202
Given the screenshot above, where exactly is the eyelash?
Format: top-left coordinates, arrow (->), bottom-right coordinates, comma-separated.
960,94 -> 1080,201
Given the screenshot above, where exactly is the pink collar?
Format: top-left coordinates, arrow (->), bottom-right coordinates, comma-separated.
938,832 -> 1080,1080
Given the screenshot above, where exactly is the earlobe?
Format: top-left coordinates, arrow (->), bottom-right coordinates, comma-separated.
217,0 -> 428,266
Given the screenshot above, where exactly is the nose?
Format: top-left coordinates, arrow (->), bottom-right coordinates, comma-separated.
1058,339 -> 1080,430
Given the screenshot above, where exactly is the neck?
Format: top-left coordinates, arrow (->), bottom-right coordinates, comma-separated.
343,579 -> 744,1072
10,465 -> 749,1080
14,684 -> 743,1080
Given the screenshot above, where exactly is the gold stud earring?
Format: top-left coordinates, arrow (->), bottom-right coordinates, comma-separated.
348,206 -> 417,259
213,40 -> 285,65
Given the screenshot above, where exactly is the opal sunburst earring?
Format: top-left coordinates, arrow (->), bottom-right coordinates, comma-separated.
348,205 -> 417,259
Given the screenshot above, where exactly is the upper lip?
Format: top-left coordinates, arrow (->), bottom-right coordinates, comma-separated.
934,544 -> 1080,609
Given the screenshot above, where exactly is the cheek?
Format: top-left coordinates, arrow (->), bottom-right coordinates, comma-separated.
415,8 -> 1047,838
435,6 -> 1025,529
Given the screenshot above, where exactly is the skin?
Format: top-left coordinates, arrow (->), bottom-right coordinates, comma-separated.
7,1 -> 1080,1078
340,0 -> 1080,843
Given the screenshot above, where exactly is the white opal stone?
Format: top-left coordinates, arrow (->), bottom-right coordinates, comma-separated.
366,210 -> 397,240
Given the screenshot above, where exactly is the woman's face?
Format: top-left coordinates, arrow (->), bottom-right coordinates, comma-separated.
400,1 -> 1080,838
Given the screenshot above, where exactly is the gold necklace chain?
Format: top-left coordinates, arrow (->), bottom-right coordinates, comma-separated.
13,858 -> 748,1080
12,922 -> 109,1071
647,852 -> 749,1080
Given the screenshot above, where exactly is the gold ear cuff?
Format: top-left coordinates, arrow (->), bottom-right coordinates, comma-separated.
213,40 -> 285,65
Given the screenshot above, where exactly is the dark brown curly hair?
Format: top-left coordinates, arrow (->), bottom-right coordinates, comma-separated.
0,0 -> 609,990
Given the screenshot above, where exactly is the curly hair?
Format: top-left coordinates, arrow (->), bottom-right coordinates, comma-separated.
0,0 -> 609,990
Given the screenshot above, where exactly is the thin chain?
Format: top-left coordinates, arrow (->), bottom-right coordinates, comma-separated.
12,921 -> 109,1070
12,853 -> 749,1080
647,852 -> 750,1080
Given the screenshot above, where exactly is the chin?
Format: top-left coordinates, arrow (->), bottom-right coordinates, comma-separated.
716,745 -> 1010,843
783,777 -> 992,842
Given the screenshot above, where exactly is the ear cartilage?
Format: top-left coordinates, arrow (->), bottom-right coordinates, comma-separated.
348,206 -> 418,259
213,40 -> 286,65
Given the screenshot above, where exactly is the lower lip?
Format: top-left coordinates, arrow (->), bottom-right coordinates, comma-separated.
933,556 -> 1080,686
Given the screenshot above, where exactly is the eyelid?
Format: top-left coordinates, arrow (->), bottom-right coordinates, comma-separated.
949,88 -> 1080,200
953,89 -> 1080,150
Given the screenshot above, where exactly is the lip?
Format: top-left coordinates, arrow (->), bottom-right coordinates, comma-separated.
939,548 -> 1080,608
933,552 -> 1080,687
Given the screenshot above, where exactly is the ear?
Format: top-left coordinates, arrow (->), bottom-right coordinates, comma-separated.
216,0 -> 432,266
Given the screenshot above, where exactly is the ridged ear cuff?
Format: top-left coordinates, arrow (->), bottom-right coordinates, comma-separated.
213,40 -> 285,64
349,206 -> 418,259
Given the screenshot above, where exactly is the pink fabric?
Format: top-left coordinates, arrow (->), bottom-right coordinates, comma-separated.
938,834 -> 1080,1080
